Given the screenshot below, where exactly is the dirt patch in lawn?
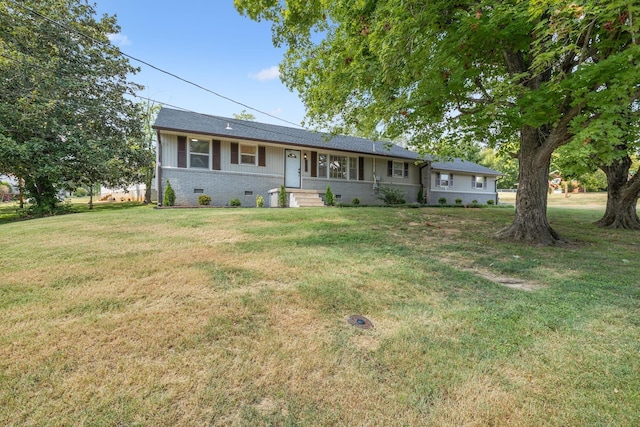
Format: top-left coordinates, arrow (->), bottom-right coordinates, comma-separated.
441,257 -> 546,292
462,267 -> 545,291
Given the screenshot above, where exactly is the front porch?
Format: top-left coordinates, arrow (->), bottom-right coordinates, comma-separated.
268,188 -> 325,207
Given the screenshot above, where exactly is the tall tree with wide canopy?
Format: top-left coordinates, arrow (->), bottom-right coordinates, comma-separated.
0,0 -> 144,215
236,0 -> 640,245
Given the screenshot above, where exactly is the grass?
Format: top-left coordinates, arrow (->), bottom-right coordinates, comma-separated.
498,190 -> 615,210
1,199 -> 639,426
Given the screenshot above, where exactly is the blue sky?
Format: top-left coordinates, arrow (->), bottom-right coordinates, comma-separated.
95,1 -> 306,127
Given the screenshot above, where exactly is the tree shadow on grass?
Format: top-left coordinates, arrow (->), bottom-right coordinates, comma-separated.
0,201 -> 149,225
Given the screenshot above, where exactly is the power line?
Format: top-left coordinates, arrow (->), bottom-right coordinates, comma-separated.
5,0 -> 305,129
0,48 -> 313,142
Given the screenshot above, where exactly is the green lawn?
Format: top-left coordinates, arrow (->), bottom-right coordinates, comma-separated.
1,203 -> 638,425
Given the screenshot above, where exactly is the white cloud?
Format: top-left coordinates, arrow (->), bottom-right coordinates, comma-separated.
107,33 -> 132,47
249,66 -> 280,82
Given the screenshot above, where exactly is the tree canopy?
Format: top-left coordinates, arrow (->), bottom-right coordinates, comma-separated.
236,0 -> 640,244
0,0 -> 145,215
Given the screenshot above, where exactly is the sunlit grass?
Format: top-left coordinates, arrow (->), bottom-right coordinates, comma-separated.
1,204 -> 638,425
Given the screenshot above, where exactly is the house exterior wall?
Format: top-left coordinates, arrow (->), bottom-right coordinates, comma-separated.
162,168 -> 283,207
427,171 -> 499,205
158,130 -> 422,206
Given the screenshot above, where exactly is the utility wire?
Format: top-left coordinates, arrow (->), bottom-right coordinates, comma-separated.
6,0 -> 306,129
0,50 -> 316,143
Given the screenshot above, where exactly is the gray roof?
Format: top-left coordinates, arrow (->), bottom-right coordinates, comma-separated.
431,158 -> 503,176
154,108 -> 419,160
153,107 -> 502,175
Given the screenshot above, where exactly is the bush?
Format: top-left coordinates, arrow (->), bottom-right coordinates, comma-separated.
471,199 -> 478,204
229,198 -> 241,207
0,183 -> 11,202
325,185 -> 335,206
74,187 -> 88,197
256,195 -> 264,208
351,197 -> 360,205
278,185 -> 287,208
0,181 -> 12,194
377,186 -> 405,205
438,197 -> 447,206
487,199 -> 495,205
198,195 -> 211,205
455,198 -> 462,205
163,180 -> 176,206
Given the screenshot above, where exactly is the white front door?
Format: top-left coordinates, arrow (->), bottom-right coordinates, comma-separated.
285,149 -> 301,188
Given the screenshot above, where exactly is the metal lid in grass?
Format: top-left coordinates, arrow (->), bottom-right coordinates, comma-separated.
347,315 -> 374,329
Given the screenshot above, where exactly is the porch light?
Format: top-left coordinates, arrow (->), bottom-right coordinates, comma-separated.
225,122 -> 233,130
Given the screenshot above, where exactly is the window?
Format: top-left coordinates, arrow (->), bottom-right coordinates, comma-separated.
190,139 -> 209,169
240,144 -> 256,165
329,155 -> 348,179
318,154 -> 327,178
349,158 -> 358,180
437,173 -> 452,187
473,175 -> 486,189
393,161 -> 404,178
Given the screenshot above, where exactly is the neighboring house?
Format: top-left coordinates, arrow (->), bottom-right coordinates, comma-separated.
152,107 -> 502,207
99,184 -> 154,202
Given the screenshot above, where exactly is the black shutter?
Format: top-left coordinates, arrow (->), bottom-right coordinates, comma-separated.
311,151 -> 317,177
258,146 -> 266,167
483,176 -> 487,189
450,174 -> 454,187
230,142 -> 238,164
404,162 -> 409,178
212,140 -> 221,170
472,175 -> 476,189
436,172 -> 441,187
358,157 -> 364,181
387,160 -> 393,177
177,136 -> 187,168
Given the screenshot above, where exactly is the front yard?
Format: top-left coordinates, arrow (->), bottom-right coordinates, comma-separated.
1,204 -> 638,425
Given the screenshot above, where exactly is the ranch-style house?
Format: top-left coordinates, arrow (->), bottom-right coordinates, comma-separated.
153,107 -> 502,207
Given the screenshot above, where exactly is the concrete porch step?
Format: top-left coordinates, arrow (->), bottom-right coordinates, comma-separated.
290,192 -> 325,207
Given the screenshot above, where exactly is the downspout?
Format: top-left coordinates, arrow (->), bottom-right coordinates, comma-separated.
156,130 -> 163,206
419,161 -> 431,204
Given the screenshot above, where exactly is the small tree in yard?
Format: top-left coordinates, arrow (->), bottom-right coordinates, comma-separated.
324,185 -> 335,206
163,180 -> 175,206
278,184 -> 287,208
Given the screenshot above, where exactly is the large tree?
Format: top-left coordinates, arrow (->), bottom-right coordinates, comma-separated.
555,114 -> 640,228
0,0 -> 144,215
236,0 -> 640,245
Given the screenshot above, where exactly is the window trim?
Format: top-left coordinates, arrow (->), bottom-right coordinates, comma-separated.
472,175 -> 487,189
392,161 -> 404,178
317,152 -> 362,180
189,138 -> 210,169
436,172 -> 453,188
329,154 -> 348,179
239,143 -> 257,165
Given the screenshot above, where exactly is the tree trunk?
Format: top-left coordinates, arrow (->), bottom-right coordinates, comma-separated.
144,171 -> 153,204
594,155 -> 640,229
88,183 -> 94,210
496,127 -> 567,245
